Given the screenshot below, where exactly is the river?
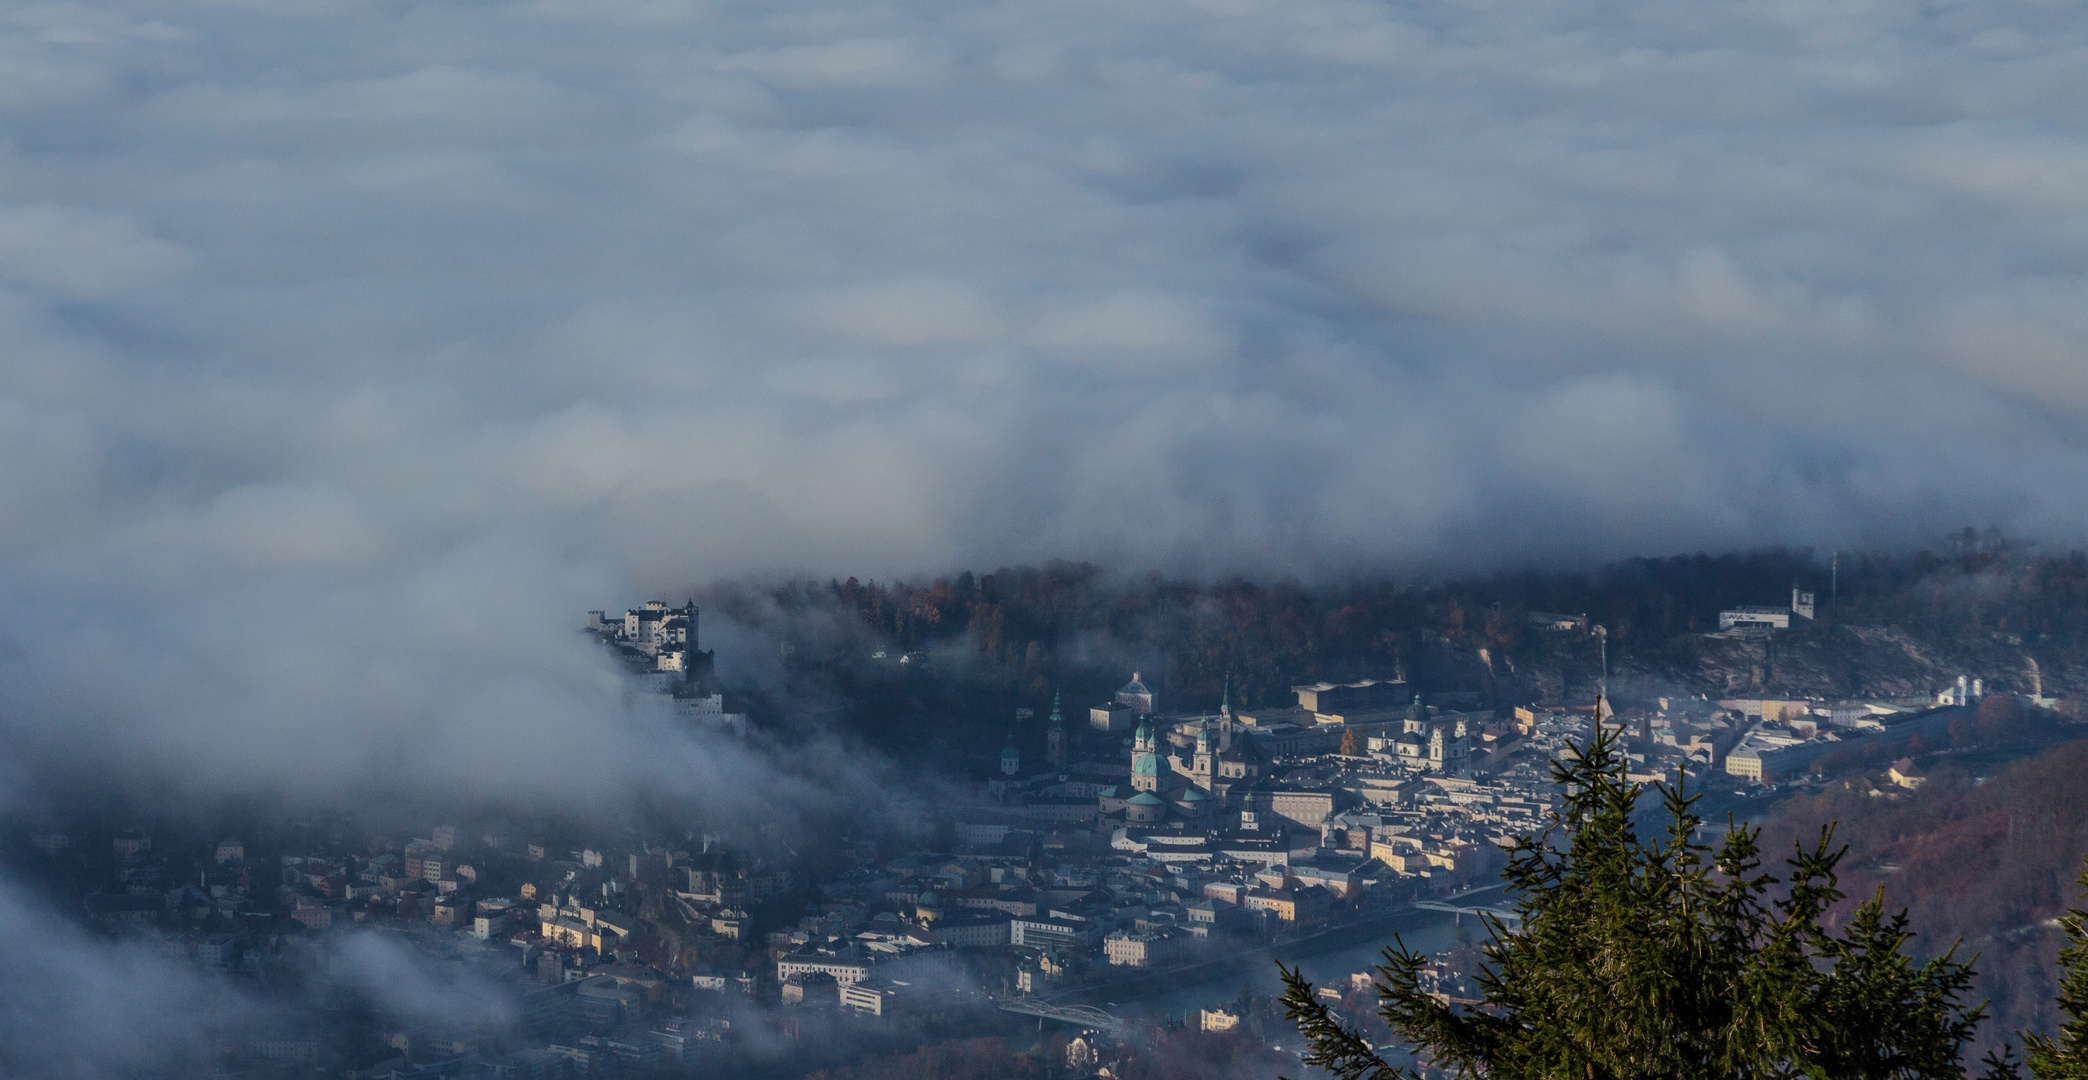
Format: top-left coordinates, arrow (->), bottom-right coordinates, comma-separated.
1067,895 -> 1499,1022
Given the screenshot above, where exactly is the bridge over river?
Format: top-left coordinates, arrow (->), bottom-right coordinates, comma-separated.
997,999 -> 1129,1032
1412,899 -> 1522,926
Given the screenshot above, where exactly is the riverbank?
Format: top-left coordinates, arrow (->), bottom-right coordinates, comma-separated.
1053,885 -> 1510,1013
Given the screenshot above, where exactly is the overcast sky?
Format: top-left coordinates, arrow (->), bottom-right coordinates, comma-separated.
0,0 -> 2084,806
1,0 -> 2084,590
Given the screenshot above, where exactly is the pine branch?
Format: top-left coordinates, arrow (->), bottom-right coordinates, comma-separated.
1276,961 -> 1410,1080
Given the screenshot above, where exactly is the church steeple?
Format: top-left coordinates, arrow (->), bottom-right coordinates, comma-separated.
1046,689 -> 1068,769
1000,724 -> 1021,776
1130,714 -> 1160,792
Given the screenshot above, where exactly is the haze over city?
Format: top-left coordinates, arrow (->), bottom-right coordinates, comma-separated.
3,0 -> 2088,1077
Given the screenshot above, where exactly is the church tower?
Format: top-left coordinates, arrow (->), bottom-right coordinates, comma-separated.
1000,725 -> 1021,777
1131,717 -> 1161,793
1046,690 -> 1068,769
1191,722 -> 1214,789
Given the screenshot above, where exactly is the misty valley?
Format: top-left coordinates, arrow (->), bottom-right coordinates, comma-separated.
13,546 -> 2088,1077
5,0 -> 2088,1072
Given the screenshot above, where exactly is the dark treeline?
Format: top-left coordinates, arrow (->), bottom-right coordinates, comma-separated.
715,540 -> 2088,714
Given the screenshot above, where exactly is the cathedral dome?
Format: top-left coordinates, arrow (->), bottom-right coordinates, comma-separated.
1125,791 -> 1164,807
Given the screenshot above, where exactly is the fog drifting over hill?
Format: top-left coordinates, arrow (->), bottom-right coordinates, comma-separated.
0,0 -> 2085,803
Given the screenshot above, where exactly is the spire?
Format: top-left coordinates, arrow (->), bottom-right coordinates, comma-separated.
1220,674 -> 1233,719
1046,689 -> 1068,769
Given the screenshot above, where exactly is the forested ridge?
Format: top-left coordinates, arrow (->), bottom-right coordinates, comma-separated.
707,542 -> 2088,714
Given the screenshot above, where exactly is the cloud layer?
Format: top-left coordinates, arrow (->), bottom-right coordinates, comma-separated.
0,0 -> 2082,591
0,0 -> 2084,802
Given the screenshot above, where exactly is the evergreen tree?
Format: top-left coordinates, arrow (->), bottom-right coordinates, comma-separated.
1279,722 -> 2007,1080
2023,858 -> 2088,1079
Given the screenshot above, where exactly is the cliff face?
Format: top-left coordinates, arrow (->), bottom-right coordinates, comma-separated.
1526,623 -> 2086,707
1671,624 -> 2044,701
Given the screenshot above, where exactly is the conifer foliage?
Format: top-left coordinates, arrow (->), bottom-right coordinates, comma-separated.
1279,724 -> 2008,1080
2023,860 -> 2088,1080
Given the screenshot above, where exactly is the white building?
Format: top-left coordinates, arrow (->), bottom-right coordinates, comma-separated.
1104,930 -> 1165,968
1009,917 -> 1090,949
471,898 -> 516,940
839,981 -> 899,1016
777,956 -> 872,986
1718,607 -> 1791,632
1720,586 -> 1814,632
674,693 -> 749,737
1937,676 -> 1985,706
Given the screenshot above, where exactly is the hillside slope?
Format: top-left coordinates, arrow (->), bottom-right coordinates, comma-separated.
1755,736 -> 2088,1050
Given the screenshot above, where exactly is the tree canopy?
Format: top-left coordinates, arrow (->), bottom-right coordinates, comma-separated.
2023,859 -> 2088,1080
1279,723 -> 2013,1080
